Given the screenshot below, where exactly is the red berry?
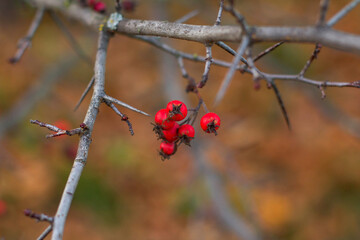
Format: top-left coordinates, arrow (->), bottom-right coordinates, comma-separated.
0,200 -> 6,216
162,122 -> 179,142
200,112 -> 221,135
178,124 -> 195,138
155,109 -> 175,130
93,1 -> 106,13
122,0 -> 136,12
166,100 -> 188,121
160,141 -> 176,156
178,124 -> 195,145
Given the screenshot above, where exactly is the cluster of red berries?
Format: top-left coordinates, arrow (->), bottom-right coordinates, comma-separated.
154,100 -> 221,160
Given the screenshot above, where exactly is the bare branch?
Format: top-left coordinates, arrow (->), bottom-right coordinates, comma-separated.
198,44 -> 213,88
214,0 -> 225,26
265,73 -> 360,88
253,41 -> 285,62
103,95 -> 150,116
49,11 -> 93,66
269,81 -> 292,130
30,120 -> 82,138
29,0 -> 360,54
318,0 -> 330,26
132,35 -> 240,70
24,209 -> 54,223
327,0 -> 360,27
215,41 -> 248,65
299,43 -> 322,77
177,57 -> 209,113
9,7 -> 45,63
214,36 -> 250,105
51,30 -> 111,240
74,76 -> 95,111
104,99 -> 134,135
38,225 -> 53,240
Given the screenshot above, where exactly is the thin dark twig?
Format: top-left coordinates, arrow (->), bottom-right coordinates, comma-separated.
177,57 -> 209,113
131,35 -> 246,71
318,0 -> 330,26
224,5 -> 248,33
327,0 -> 360,27
30,119 -> 82,138
175,10 -> 199,23
253,41 -> 285,62
49,11 -> 93,66
24,209 -> 54,223
215,41 -> 248,65
269,81 -> 291,130
198,44 -> 213,88
215,0 -> 225,26
37,225 -> 53,240
104,99 -> 134,135
299,43 -> 322,77
74,76 -> 95,111
9,7 -> 45,64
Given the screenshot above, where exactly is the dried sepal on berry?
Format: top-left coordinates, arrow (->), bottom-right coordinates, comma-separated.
155,109 -> 175,130
178,124 -> 195,146
166,100 -> 188,121
200,112 -> 221,135
159,141 -> 176,160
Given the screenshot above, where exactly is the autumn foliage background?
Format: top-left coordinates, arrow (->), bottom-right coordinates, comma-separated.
1,0 -> 360,239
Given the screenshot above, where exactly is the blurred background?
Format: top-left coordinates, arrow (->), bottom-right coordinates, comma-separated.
1,0 -> 360,239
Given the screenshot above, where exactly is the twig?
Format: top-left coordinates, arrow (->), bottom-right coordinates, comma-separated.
175,10 -> 199,23
318,0 -> 330,26
269,81 -> 292,130
25,1 -> 360,54
215,0 -> 225,26
74,76 -> 95,111
104,99 -> 134,135
38,225 -> 53,240
224,4 -> 249,33
48,11 -> 93,66
215,41 -> 248,65
253,41 -> 285,62
298,43 -> 322,77
198,44 -> 213,88
214,35 -> 250,105
327,0 -> 360,27
9,7 -> 45,63
264,73 -> 360,88
131,35 -> 246,71
177,57 -> 209,113
51,30 -> 111,240
102,95 -> 150,116
30,120 -> 82,138
24,209 -> 54,223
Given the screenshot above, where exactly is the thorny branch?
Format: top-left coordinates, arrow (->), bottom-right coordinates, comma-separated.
104,99 -> 134,135
50,30 -> 111,240
17,0 -> 360,239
